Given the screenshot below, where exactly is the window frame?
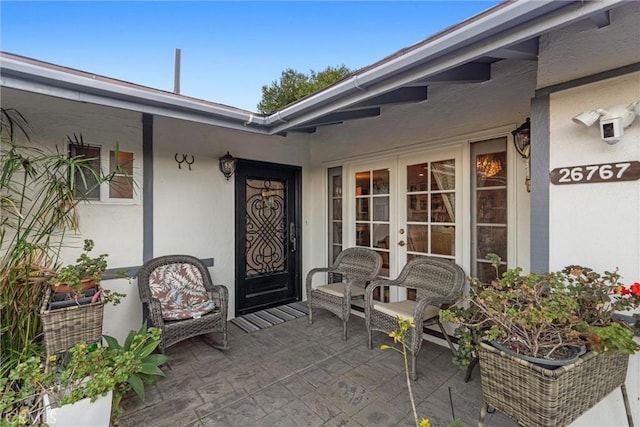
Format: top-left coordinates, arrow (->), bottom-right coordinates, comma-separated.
68,140 -> 140,205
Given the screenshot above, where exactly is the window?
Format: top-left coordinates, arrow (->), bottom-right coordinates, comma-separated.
328,166 -> 343,264
471,137 -> 507,282
69,142 -> 136,203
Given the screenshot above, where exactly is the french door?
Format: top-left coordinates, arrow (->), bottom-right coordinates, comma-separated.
347,148 -> 461,302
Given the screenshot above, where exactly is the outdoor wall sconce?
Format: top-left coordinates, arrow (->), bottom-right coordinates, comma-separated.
572,101 -> 639,144
512,118 -> 531,192
219,151 -> 236,181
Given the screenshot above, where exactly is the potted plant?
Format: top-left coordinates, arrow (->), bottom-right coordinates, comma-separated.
1,107 -> 128,375
441,254 -> 640,367
0,325 -> 170,426
49,239 -> 108,295
47,238 -> 126,310
40,239 -> 127,356
440,254 -> 639,426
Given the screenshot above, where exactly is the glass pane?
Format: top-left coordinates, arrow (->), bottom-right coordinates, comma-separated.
477,189 -> 507,224
431,225 -> 455,256
476,261 -> 507,283
331,245 -> 342,263
431,193 -> 454,222
376,251 -> 390,278
110,150 -> 134,175
476,152 -> 507,187
407,194 -> 428,222
333,223 -> 342,243
431,159 -> 455,191
245,179 -> 287,276
332,175 -> 342,197
356,171 -> 370,196
332,199 -> 342,220
356,223 -> 370,246
407,163 -> 428,192
373,196 -> 389,221
356,198 -> 369,221
372,169 -> 390,194
109,175 -> 133,199
477,226 -> 507,260
70,145 -> 101,200
407,224 -> 428,253
373,224 -> 389,249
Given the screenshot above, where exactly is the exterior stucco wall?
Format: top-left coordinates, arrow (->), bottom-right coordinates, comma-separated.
1,88 -> 145,340
540,4 -> 640,418
151,116 -> 310,319
537,1 -> 640,88
0,88 -> 312,338
547,72 -> 640,427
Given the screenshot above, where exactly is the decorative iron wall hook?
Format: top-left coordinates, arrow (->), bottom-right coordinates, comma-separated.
175,153 -> 195,170
184,155 -> 195,170
175,153 -> 185,169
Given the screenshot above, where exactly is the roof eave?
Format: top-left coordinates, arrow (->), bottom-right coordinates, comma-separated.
0,53 -> 271,135
265,0 -> 625,135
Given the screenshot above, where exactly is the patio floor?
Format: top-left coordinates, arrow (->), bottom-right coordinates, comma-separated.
118,309 -> 518,427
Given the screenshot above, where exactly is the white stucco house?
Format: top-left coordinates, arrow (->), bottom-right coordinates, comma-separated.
1,0 -> 639,424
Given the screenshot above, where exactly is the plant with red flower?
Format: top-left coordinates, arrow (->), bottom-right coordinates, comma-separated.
441,257 -> 639,367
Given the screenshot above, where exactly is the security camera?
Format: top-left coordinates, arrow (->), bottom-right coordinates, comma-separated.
599,116 -> 624,144
572,101 -> 638,144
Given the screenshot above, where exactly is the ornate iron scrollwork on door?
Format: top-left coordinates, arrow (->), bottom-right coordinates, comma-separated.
245,179 -> 287,277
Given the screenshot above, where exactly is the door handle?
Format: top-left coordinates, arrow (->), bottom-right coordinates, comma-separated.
398,240 -> 406,247
289,222 -> 297,252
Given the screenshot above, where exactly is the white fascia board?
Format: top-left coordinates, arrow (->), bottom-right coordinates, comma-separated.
1,75 -> 270,135
266,0 -> 624,135
1,55 -> 271,134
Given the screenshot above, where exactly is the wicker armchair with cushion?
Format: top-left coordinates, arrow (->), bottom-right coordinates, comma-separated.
365,256 -> 465,380
306,247 -> 382,340
137,255 -> 228,353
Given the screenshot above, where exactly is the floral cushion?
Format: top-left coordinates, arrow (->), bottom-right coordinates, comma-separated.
148,263 -> 215,320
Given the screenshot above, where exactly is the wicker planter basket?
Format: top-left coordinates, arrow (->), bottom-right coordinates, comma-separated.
476,340 -> 630,426
40,288 -> 104,355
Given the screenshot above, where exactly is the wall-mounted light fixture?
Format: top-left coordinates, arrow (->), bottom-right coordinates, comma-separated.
512,118 -> 531,192
572,101 -> 639,144
219,151 -> 236,181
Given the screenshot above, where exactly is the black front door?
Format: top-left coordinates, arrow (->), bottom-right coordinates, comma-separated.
234,159 -> 301,315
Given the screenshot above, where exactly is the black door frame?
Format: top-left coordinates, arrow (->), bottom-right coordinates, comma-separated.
234,158 -> 302,314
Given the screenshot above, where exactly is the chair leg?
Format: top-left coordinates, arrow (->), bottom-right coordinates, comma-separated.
308,300 -> 313,325
367,329 -> 373,350
343,320 -> 348,341
437,320 -> 457,355
410,352 -> 418,381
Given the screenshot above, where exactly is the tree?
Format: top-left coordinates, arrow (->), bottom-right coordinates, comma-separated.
257,65 -> 352,114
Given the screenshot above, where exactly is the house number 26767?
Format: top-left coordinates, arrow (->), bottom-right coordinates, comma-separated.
550,161 -> 640,185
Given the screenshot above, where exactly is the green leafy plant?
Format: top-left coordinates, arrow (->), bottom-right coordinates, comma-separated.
440,255 -> 640,367
101,325 -> 171,420
0,325 -> 169,425
51,239 -> 108,291
381,317 -> 467,427
0,107 -> 127,374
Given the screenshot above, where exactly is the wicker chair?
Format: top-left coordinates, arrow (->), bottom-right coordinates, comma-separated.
306,247 -> 383,340
137,255 -> 228,353
365,257 -> 465,380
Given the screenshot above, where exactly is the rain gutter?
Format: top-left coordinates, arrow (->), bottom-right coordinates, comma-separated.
0,53 -> 271,135
265,0 -> 625,135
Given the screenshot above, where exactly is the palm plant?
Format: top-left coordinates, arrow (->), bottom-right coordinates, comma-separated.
0,107 -> 124,373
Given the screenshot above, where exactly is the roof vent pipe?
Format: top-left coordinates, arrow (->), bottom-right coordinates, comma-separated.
174,48 -> 181,94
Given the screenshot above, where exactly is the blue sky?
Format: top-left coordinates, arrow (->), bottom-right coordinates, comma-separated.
1,1 -> 500,111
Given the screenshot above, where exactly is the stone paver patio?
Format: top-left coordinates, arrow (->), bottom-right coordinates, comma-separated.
118,310 -> 517,426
